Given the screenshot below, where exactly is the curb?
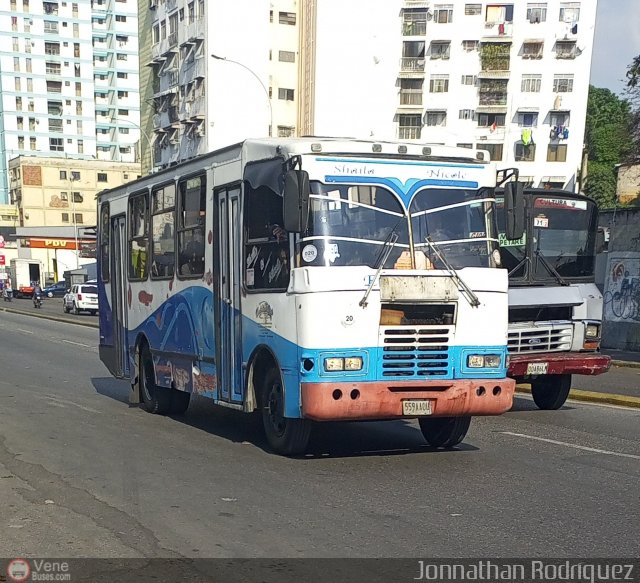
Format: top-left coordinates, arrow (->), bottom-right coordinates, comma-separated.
0,306 -> 99,329
609,359 -> 640,370
516,385 -> 640,409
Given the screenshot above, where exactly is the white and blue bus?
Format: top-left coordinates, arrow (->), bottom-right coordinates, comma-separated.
97,138 -> 520,455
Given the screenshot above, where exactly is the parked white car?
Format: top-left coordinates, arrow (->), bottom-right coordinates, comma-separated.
63,282 -> 99,315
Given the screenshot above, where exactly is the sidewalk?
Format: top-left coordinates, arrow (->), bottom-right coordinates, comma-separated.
601,348 -> 640,368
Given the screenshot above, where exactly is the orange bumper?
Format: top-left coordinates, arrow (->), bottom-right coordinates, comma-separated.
300,378 -> 515,421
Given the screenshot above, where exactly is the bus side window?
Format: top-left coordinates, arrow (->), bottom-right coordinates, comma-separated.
128,191 -> 149,281
100,203 -> 110,282
151,182 -> 176,279
177,175 -> 206,278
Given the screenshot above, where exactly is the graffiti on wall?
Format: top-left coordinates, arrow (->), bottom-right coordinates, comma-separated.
603,254 -> 640,322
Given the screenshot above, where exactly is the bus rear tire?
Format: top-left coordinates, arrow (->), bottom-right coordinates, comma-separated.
419,416 -> 471,448
261,367 -> 311,456
139,346 -> 172,415
531,374 -> 571,410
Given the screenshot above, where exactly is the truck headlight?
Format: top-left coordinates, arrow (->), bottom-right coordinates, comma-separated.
467,355 -> 501,368
344,357 -> 363,371
585,324 -> 600,338
324,358 -> 344,371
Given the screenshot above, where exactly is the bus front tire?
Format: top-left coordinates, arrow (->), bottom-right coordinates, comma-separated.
140,347 -> 172,415
419,415 -> 471,448
531,374 -> 571,410
261,367 -> 311,456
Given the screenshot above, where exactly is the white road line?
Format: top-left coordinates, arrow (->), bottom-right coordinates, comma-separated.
501,431 -> 640,461
17,329 -> 34,334
60,339 -> 92,348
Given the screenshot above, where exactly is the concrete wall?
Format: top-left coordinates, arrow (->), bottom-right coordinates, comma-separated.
597,208 -> 640,351
616,164 -> 640,205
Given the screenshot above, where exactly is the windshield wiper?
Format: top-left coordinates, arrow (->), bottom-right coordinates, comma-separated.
424,236 -> 480,307
534,247 -> 569,286
359,222 -> 401,308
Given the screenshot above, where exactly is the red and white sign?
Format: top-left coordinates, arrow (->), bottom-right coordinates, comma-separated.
0,255 -> 5,266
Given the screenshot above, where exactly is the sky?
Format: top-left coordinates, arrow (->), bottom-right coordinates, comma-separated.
591,0 -> 640,95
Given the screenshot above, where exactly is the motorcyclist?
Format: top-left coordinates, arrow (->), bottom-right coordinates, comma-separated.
33,282 -> 43,307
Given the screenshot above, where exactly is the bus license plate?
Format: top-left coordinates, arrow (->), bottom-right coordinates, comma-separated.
402,400 -> 432,416
527,362 -> 548,375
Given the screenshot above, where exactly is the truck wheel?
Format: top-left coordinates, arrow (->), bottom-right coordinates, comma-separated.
139,346 -> 172,414
261,366 -> 311,456
419,416 -> 471,448
531,374 -> 571,410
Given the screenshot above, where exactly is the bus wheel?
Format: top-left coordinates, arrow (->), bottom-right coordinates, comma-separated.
139,347 -> 171,415
419,416 -> 471,448
531,374 -> 571,410
261,367 -> 311,456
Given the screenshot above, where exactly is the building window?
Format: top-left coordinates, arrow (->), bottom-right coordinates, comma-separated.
278,11 -> 296,25
433,4 -> 454,23
277,126 -> 295,137
485,4 -> 514,23
459,109 -> 475,120
115,15 -> 127,22
515,142 -> 536,161
117,72 -> 128,79
71,171 -> 81,181
477,143 -> 503,161
429,75 -> 449,93
75,213 -> 83,224
278,88 -> 295,101
553,74 -> 574,92
555,40 -> 577,59
118,91 -> 129,98
461,75 -> 477,86
62,213 -> 69,223
462,40 -> 479,51
97,173 -> 108,183
518,113 -> 538,127
17,117 -> 24,130
425,111 -> 447,127
430,41 -> 451,59
478,113 -> 505,127
398,114 -> 422,140
527,3 -> 547,23
559,2 -> 580,22
44,20 -> 58,34
550,112 -> 569,126
402,9 -> 427,36
465,4 -> 482,15
151,183 -> 176,279
521,74 -> 542,92
278,50 -> 295,63
15,78 -> 21,91
547,143 -> 568,162
399,78 -> 423,105
46,62 -> 61,75
60,170 -> 67,180
30,137 -> 36,151
522,41 -> 543,59
50,138 -> 64,151
401,41 -> 426,71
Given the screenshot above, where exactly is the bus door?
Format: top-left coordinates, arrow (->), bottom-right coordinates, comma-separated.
111,215 -> 129,378
215,186 -> 243,403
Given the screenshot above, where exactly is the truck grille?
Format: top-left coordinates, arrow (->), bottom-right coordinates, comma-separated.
508,323 -> 573,353
380,326 -> 452,377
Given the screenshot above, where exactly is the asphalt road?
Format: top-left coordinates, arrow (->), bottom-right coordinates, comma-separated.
0,311 -> 638,560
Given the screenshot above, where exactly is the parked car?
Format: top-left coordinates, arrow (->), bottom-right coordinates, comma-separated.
63,282 -> 99,315
43,281 -> 68,298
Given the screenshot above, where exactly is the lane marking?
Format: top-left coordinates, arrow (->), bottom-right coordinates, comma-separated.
501,431 -> 640,461
60,339 -> 92,348
33,394 -> 102,414
17,329 -> 34,334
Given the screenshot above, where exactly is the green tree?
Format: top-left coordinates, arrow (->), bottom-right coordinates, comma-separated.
584,86 -> 633,208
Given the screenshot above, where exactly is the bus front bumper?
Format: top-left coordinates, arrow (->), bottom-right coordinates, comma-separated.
508,352 -> 612,378
300,378 -> 515,421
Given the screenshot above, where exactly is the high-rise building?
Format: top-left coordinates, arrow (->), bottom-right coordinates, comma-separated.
0,0 -> 141,204
141,0 -> 597,191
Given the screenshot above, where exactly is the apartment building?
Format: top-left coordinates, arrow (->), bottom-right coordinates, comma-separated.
141,1 -> 596,191
0,0 -> 141,204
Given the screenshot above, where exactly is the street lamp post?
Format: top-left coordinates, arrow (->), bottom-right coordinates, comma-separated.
115,119 -> 153,163
210,53 -> 273,137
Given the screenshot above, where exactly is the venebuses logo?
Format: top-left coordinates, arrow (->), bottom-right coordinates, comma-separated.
7,558 -> 31,582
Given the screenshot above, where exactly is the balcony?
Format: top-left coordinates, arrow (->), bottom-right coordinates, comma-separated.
555,41 -> 578,59
184,18 -> 205,43
482,21 -> 513,40
400,57 -> 426,73
399,90 -> 423,106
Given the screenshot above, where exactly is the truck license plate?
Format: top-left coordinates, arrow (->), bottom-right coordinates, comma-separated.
527,362 -> 548,375
402,400 -> 432,416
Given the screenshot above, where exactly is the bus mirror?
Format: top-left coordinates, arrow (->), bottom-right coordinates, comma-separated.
504,182 -> 524,241
283,169 -> 310,233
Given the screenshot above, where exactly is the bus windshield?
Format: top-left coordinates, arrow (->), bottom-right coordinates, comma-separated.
530,196 -> 597,280
298,183 -> 497,269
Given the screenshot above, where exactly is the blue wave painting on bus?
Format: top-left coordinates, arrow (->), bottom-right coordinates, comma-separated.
97,138 -> 523,455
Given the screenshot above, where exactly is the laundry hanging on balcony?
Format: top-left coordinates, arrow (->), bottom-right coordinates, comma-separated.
550,125 -> 569,140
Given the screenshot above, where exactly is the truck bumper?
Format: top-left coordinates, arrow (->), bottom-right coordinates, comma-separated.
508,352 -> 612,378
300,378 -> 515,421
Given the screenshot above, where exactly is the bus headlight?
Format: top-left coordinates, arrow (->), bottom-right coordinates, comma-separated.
585,324 -> 600,338
467,355 -> 501,368
344,357 -> 363,371
324,358 -> 344,371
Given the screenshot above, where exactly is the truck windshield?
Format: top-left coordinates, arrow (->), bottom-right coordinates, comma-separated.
297,183 -> 497,269
530,196 -> 597,280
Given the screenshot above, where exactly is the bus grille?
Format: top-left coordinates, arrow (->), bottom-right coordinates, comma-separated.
380,327 -> 452,377
508,323 -> 573,353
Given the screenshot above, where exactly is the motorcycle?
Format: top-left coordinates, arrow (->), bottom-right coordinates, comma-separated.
33,292 -> 42,309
